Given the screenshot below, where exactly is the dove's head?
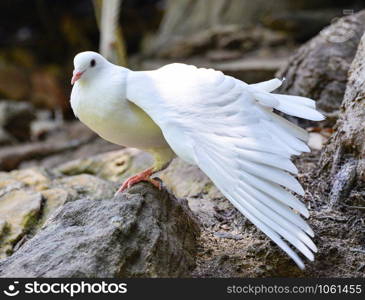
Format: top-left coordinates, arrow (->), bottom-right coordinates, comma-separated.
71,51 -> 108,85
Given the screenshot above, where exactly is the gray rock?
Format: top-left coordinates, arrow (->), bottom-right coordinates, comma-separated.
0,170 -> 119,259
276,10 -> 365,124
0,182 -> 200,278
313,31 -> 365,207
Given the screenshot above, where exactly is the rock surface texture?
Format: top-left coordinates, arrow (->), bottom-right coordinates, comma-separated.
313,32 -> 365,208
0,182 -> 200,278
276,10 -> 365,124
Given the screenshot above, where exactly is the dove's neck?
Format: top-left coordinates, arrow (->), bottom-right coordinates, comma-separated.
71,64 -> 130,116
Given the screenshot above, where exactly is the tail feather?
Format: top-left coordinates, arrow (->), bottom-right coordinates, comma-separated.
268,112 -> 309,142
273,94 -> 316,108
250,78 -> 283,92
194,77 -> 325,269
275,95 -> 324,121
250,78 -> 325,121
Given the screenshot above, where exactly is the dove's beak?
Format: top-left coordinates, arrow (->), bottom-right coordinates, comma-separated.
71,70 -> 84,85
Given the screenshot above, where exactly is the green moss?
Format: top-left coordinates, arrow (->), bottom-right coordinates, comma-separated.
202,182 -> 214,194
20,201 -> 44,238
0,221 -> 10,245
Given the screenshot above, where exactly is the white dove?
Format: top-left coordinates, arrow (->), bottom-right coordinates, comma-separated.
70,51 -> 324,269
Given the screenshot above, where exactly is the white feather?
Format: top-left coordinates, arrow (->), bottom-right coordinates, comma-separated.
123,63 -> 324,268
250,78 -> 283,92
273,93 -> 316,108
274,95 -> 324,121
237,180 -> 313,236
267,111 -> 309,142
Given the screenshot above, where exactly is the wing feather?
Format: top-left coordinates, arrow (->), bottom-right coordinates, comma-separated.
126,63 -> 324,269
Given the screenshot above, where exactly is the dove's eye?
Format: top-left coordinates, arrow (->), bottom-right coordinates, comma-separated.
90,59 -> 96,67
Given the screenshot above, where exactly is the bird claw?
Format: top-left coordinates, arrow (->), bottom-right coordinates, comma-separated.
114,169 -> 162,196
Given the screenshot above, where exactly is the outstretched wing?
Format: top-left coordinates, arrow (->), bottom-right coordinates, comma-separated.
126,63 -> 324,269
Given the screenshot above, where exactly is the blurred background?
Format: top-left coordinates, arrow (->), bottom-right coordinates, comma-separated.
1,0 -> 364,111
0,0 -> 364,169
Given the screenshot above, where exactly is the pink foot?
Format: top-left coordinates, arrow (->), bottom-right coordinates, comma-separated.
115,168 -> 161,195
